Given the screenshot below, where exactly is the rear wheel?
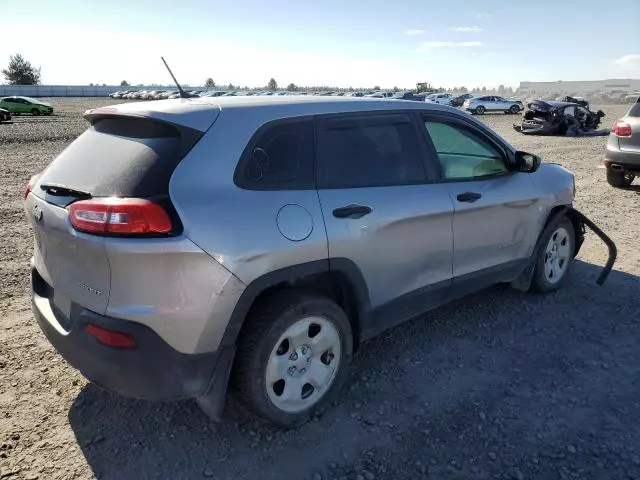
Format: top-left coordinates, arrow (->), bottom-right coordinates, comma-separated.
232,292 -> 352,427
475,105 -> 486,115
31,108 -> 40,116
531,216 -> 575,293
606,168 -> 635,187
509,105 -> 520,114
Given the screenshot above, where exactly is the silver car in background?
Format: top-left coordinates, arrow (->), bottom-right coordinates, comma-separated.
25,97 -> 615,428
464,95 -> 523,114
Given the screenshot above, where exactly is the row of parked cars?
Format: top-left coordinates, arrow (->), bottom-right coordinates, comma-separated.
108,89 -> 525,114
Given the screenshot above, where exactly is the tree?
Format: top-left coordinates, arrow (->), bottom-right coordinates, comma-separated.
120,80 -> 130,87
498,84 -> 505,95
228,83 -> 235,90
2,54 -> 41,85
205,78 -> 215,88
481,86 -> 487,92
373,85 -> 381,91
267,78 -> 278,91
506,86 -> 513,94
459,86 -> 468,93
286,82 -> 297,92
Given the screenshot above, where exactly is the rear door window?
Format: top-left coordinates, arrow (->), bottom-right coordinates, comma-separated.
234,120 -> 315,190
317,114 -> 427,189
36,116 -> 200,198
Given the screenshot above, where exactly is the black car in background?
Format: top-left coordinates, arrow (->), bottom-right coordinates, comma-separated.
514,99 -> 605,136
392,91 -> 426,101
450,93 -> 474,107
0,107 -> 11,123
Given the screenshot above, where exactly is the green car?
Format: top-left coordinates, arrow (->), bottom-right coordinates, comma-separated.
0,96 -> 53,116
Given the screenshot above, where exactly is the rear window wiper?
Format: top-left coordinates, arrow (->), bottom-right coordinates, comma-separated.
39,183 -> 91,198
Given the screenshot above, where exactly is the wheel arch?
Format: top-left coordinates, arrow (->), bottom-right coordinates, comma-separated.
220,259 -> 371,352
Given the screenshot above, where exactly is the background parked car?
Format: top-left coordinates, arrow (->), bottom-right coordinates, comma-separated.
450,93 -> 474,107
425,93 -> 453,105
463,96 -> 523,114
0,107 -> 11,123
392,91 -> 426,101
0,96 -> 53,115
604,96 -> 640,187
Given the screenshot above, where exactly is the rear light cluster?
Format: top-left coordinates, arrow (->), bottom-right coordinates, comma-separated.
68,198 -> 172,235
612,120 -> 632,137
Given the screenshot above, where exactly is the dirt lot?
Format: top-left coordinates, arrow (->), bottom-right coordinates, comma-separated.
1,99 -> 639,480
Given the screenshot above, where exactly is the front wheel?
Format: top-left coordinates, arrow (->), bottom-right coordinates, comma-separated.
475,105 -> 486,115
531,216 -> 575,293
606,168 -> 635,188
232,292 -> 352,427
31,108 -> 40,116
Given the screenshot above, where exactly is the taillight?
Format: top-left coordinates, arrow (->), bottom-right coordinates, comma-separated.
24,183 -> 32,199
612,120 -> 632,137
68,198 -> 172,235
86,324 -> 136,348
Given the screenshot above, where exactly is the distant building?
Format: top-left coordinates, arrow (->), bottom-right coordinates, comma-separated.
518,79 -> 640,95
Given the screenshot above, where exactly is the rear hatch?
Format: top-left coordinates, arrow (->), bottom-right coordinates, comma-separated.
26,101 -> 219,319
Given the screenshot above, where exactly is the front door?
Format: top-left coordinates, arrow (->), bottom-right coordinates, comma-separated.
316,113 -> 455,334
421,114 -> 541,294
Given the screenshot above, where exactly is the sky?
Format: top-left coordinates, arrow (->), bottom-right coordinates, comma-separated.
2,0 -> 639,89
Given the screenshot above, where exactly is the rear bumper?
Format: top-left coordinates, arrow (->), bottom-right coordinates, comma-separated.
605,144 -> 640,171
31,266 -> 223,402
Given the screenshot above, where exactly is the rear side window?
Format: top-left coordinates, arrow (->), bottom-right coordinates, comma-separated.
318,114 -> 426,189
235,120 -> 315,190
37,117 -> 200,197
629,100 -> 640,117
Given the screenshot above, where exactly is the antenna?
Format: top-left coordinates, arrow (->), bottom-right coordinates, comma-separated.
161,56 -> 190,99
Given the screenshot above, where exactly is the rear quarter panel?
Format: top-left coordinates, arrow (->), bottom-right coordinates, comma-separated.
169,107 -> 329,286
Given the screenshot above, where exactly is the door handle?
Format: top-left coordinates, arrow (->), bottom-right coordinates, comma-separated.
456,192 -> 482,203
332,204 -> 372,219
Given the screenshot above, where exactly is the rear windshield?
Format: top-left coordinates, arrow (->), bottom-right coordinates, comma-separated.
37,117 -> 199,197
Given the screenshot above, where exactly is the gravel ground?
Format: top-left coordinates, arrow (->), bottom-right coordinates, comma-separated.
1,98 -> 639,480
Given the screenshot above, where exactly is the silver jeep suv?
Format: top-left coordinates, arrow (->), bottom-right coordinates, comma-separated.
25,96 -> 614,427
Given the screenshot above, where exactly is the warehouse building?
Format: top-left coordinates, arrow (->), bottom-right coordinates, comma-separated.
518,79 -> 640,95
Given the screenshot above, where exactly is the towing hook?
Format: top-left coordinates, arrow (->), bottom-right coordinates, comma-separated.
569,208 -> 617,286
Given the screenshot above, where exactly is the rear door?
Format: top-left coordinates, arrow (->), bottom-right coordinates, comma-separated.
316,112 -> 454,332
420,113 -> 541,294
27,114 -> 207,317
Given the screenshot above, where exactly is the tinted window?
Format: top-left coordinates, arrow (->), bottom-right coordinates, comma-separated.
424,120 -> 508,180
37,117 -> 200,197
628,100 -> 640,117
318,114 -> 426,189
236,120 -> 315,190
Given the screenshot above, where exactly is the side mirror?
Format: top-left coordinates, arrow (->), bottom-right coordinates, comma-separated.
514,151 -> 541,173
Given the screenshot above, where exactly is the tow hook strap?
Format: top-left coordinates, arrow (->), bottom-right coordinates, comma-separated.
568,208 -> 617,285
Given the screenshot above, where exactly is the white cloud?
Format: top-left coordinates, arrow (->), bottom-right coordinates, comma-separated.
451,26 -> 483,32
417,41 -> 483,52
614,54 -> 640,64
405,29 -> 425,36
476,12 -> 493,19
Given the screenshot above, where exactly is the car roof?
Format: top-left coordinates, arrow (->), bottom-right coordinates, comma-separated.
86,96 -> 455,131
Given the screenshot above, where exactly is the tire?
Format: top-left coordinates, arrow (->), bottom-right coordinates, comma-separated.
531,216 -> 575,293
232,292 -> 353,427
606,168 -> 635,188
509,105 -> 520,114
475,105 -> 486,115
31,108 -> 40,116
